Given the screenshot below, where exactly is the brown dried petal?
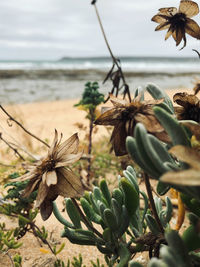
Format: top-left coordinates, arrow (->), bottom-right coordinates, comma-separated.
55,168 -> 84,197
40,199 -> 53,221
193,83 -> 200,95
173,92 -> 200,107
155,22 -> 170,31
111,122 -> 128,156
141,99 -> 164,106
179,0 -> 199,18
161,169 -> 200,186
101,106 -> 112,114
172,28 -> 184,46
174,106 -> 186,120
40,189 -> 58,220
154,131 -> 171,143
57,133 -> 79,159
42,171 -> 47,184
46,170 -> 57,186
22,178 -> 40,198
151,14 -> 167,23
48,129 -> 58,156
55,152 -> 82,168
95,108 -> 122,126
169,145 -> 200,170
165,29 -> 173,40
186,18 -> 200,39
135,113 -> 164,133
109,94 -> 127,107
14,171 -> 36,182
180,121 -> 200,140
35,181 -> 49,208
158,7 -> 177,16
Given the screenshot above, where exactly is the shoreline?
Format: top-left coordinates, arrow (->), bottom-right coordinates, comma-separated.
0,69 -> 199,78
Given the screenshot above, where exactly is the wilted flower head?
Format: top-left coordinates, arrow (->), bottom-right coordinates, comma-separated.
152,0 -> 200,49
17,131 -> 84,220
94,94 -> 169,156
173,92 -> 200,122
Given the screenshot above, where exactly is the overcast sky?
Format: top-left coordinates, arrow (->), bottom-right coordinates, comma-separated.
0,0 -> 200,60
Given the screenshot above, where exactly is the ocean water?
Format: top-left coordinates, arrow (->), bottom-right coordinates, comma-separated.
0,56 -> 199,104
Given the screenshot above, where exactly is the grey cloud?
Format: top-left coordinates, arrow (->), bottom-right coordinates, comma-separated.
0,0 -> 199,59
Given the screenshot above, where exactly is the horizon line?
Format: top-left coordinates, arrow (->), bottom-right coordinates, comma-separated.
0,55 -> 197,61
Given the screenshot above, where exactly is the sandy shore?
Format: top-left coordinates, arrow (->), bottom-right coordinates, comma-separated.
0,87 -> 194,164
0,87 -> 194,161
1,88 -> 193,148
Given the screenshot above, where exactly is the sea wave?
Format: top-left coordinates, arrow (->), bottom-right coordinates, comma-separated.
0,57 -> 199,75
0,57 -> 199,104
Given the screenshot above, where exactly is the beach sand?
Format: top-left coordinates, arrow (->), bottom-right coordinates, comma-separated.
0,88 -> 194,266
0,88 -> 193,154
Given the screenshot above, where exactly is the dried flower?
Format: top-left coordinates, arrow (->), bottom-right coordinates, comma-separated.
193,78 -> 200,95
173,92 -> 200,122
17,131 -> 84,220
94,94 -> 169,156
152,0 -> 200,49
161,145 -> 200,186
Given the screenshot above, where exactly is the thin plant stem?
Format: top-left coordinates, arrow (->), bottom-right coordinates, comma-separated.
0,162 -> 15,168
0,124 -> 38,160
0,133 -> 25,161
4,251 -> 15,267
143,172 -> 164,234
9,141 -> 38,161
87,110 -> 95,183
93,4 -> 115,61
93,3 -> 131,102
31,223 -> 55,254
0,105 -> 49,148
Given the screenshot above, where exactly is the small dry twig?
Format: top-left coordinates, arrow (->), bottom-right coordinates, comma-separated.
3,251 -> 15,267
0,133 -> 25,161
0,105 -> 49,148
0,124 -> 38,160
193,49 -> 200,58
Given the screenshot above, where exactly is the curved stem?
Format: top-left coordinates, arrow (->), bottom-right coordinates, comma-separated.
31,223 -> 55,254
0,133 -> 25,161
93,3 -> 131,102
144,172 -> 164,234
0,105 -> 49,148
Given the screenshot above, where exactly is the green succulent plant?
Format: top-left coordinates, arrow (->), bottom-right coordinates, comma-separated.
53,165 -> 153,266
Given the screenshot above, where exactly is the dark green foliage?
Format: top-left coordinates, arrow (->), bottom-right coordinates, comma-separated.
2,172 -> 37,215
13,253 -> 22,267
74,81 -> 104,120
